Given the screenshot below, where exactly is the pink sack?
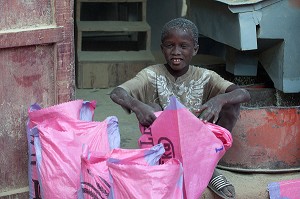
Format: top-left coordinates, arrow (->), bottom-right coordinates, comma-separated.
138,96 -> 232,199
107,144 -> 184,199
268,179 -> 300,199
80,100 -> 97,121
80,145 -> 110,199
80,144 -> 165,199
26,100 -> 96,199
34,116 -> 119,199
28,100 -> 84,128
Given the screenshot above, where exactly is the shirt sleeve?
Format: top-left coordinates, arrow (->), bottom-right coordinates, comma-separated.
118,68 -> 150,105
204,70 -> 234,102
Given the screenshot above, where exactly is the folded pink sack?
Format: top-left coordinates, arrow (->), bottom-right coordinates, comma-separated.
80,143 -> 165,199
26,100 -> 96,199
139,96 -> 232,199
35,116 -> 119,199
107,144 -> 184,199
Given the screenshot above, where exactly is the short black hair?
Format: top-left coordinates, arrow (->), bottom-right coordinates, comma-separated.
161,18 -> 199,46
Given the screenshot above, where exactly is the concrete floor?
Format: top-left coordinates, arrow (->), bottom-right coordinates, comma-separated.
75,88 -> 300,199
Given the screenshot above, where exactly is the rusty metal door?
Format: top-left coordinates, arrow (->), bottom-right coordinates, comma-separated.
0,0 -> 75,198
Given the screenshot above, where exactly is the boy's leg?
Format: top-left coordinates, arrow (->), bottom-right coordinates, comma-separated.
216,103 -> 240,132
209,103 -> 240,198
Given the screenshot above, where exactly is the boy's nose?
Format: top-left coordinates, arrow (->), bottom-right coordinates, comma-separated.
171,46 -> 181,55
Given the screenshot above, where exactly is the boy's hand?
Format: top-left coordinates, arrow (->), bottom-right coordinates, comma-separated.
132,103 -> 160,127
196,98 -> 223,124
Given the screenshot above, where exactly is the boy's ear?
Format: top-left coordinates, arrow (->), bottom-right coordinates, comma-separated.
193,45 -> 199,56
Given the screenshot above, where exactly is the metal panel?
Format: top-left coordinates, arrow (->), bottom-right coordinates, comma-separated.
257,1 -> 300,92
188,0 -> 257,50
188,0 -> 300,93
216,0 -> 264,5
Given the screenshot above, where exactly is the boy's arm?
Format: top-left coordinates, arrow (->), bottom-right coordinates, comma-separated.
196,84 -> 250,123
224,84 -> 251,104
110,87 -> 158,127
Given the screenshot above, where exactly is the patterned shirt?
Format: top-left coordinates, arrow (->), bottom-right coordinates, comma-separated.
119,64 -> 233,115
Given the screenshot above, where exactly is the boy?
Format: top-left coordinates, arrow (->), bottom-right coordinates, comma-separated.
110,18 -> 250,199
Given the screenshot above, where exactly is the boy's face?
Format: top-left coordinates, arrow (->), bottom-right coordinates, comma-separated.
161,29 -> 199,76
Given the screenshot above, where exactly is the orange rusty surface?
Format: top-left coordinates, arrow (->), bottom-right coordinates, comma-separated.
219,107 -> 300,172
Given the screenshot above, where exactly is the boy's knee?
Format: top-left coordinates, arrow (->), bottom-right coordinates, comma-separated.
223,103 -> 240,120
217,103 -> 241,131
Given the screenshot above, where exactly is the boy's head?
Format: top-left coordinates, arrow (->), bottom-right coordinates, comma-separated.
161,18 -> 199,47
160,18 -> 199,77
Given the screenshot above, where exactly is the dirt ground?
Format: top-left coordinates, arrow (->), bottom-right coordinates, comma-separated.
75,88 -> 300,199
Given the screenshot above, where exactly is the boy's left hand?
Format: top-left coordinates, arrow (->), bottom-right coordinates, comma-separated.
196,98 -> 223,123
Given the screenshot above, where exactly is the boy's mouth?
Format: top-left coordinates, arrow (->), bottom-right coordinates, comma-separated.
171,58 -> 182,65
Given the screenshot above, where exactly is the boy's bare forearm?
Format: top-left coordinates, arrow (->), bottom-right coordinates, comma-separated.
220,87 -> 251,105
110,87 -> 138,112
110,87 -> 157,126
110,87 -> 151,115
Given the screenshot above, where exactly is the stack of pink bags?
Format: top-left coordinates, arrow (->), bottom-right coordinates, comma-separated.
26,96 -> 232,199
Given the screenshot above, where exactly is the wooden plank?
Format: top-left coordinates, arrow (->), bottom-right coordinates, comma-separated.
77,61 -> 153,88
77,31 -> 82,52
77,50 -> 155,62
77,62 -> 117,88
117,62 -> 150,84
0,187 -> 29,197
0,26 -> 63,49
76,0 -> 81,21
142,0 -> 146,21
77,21 -> 150,32
0,192 -> 29,199
146,27 -> 151,51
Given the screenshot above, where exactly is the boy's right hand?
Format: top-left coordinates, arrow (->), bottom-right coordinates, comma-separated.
109,87 -> 161,127
132,102 -> 159,127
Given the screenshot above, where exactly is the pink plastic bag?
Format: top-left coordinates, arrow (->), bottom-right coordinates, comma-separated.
80,147 -> 110,199
138,96 -> 232,199
34,116 -> 119,199
80,100 -> 97,121
26,100 -> 96,199
80,144 -> 165,199
268,179 -> 300,199
106,144 -> 184,199
28,100 -> 84,128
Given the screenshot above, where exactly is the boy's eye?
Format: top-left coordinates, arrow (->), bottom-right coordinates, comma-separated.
163,43 -> 191,49
181,45 -> 187,49
164,44 -> 173,49
181,44 -> 190,49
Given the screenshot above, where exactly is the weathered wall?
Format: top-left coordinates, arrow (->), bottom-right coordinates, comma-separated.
0,0 -> 75,197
